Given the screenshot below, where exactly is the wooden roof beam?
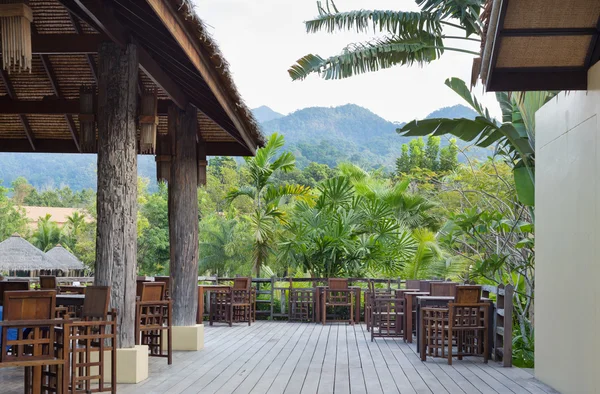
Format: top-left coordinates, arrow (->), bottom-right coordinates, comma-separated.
0,98 -> 173,114
0,68 -> 36,150
145,0 -> 257,155
68,10 -> 98,82
39,54 -> 82,152
28,34 -> 106,54
71,0 -> 189,109
0,139 -> 252,156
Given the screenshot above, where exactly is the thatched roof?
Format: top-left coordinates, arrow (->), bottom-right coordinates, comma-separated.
46,245 -> 85,270
0,234 -> 66,272
476,0 -> 600,91
0,0 -> 264,155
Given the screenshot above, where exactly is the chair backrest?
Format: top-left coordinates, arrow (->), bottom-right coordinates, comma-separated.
328,278 -> 348,290
455,285 -> 482,304
3,290 -> 56,321
83,286 -> 110,319
430,282 -> 459,297
0,281 -> 30,306
233,277 -> 251,290
154,276 -> 171,299
39,275 -> 57,290
139,282 -> 165,302
136,278 -> 152,298
405,280 -> 420,290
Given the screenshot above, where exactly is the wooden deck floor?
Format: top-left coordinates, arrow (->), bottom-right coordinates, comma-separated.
0,321 -> 558,393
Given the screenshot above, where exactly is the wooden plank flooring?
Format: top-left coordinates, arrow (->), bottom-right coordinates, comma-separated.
0,321 -> 560,393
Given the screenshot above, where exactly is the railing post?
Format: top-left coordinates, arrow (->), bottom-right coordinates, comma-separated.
503,284 -> 514,367
270,276 -> 275,320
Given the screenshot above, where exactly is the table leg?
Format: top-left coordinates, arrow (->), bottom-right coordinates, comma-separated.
416,303 -> 421,349
314,288 -> 321,323
405,295 -> 413,343
197,286 -> 204,324
355,288 -> 361,324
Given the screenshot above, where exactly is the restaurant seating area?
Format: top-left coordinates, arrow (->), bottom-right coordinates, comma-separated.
0,275 -> 557,393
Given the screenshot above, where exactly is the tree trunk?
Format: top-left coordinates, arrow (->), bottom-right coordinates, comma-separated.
168,104 -> 199,326
95,42 -> 139,349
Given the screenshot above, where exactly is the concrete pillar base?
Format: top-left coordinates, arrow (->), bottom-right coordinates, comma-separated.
115,345 -> 149,384
164,324 -> 204,351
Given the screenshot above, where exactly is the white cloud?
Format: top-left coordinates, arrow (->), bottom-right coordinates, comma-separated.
194,0 -> 501,122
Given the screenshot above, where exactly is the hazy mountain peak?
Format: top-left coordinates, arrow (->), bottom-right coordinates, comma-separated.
252,106 -> 284,123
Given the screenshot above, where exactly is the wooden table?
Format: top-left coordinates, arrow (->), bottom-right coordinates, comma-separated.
315,286 -> 361,324
55,294 -> 85,307
58,285 -> 85,294
403,291 -> 430,343
197,285 -> 231,324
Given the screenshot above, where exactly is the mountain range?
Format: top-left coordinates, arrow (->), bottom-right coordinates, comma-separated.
0,104 -> 482,191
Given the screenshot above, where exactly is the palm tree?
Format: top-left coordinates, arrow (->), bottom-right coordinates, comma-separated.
226,133 -> 311,276
30,214 -> 63,252
338,162 -> 440,230
399,77 -> 556,208
199,216 -> 252,277
288,0 -> 484,80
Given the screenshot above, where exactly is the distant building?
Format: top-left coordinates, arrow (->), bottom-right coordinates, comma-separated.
22,206 -> 93,229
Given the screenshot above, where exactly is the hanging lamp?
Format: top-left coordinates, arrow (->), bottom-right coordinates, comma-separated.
0,0 -> 33,73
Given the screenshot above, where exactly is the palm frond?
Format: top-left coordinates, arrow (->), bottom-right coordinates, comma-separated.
306,7 -> 442,36
225,185 -> 256,204
289,32 -> 443,81
416,0 -> 484,37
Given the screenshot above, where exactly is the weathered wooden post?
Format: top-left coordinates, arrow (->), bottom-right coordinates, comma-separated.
167,103 -> 203,349
95,41 -> 139,356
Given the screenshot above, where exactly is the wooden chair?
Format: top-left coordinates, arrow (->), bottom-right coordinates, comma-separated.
420,307 -> 450,360
40,276 -> 57,290
365,280 -> 394,332
0,290 -> 68,393
60,286 -> 116,393
322,278 -> 354,325
135,282 -> 172,364
154,276 -> 171,299
430,282 -> 459,297
405,280 -> 421,290
447,285 -> 489,365
371,295 -> 404,341
209,288 -> 233,327
288,278 -> 314,322
0,280 -> 30,305
232,278 -> 252,324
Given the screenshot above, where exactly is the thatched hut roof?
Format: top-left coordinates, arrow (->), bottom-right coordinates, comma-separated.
46,245 -> 85,271
0,234 -> 66,272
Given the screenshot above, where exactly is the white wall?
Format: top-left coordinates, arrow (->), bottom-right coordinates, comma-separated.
536,62 -> 600,393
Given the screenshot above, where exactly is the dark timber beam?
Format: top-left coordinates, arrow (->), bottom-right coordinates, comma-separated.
73,0 -> 189,109
39,54 -> 82,152
95,41 -> 139,349
0,68 -> 36,150
0,98 -> 172,114
0,139 -> 252,155
168,103 -> 199,326
145,0 -> 256,154
27,34 -> 106,54
487,68 -> 588,91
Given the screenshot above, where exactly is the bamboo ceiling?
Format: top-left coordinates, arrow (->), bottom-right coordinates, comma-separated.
478,0 -> 600,91
0,0 -> 264,155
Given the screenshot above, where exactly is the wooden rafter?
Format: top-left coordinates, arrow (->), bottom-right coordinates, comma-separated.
0,98 -> 172,115
67,0 -> 189,109
39,54 -> 82,152
0,139 -> 252,156
67,11 -> 98,82
0,68 -> 35,150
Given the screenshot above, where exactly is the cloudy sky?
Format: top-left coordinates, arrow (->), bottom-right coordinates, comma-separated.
194,0 -> 500,123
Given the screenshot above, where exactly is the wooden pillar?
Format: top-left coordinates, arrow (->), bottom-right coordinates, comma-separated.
95,42 -> 138,349
168,103 -> 199,326
197,140 -> 207,186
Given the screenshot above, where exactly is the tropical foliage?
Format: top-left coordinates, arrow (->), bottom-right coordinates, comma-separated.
289,0 -> 483,80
